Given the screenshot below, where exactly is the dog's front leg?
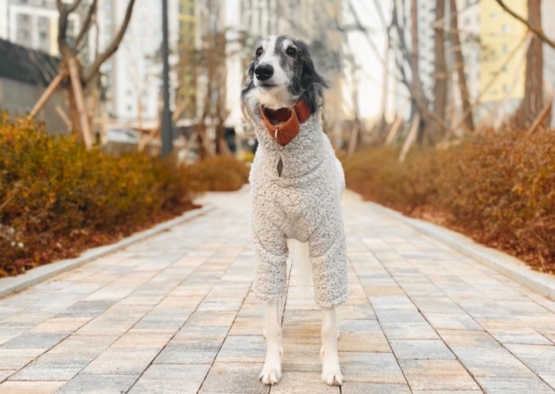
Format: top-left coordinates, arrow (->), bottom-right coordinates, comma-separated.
321,307 -> 343,386
259,299 -> 282,385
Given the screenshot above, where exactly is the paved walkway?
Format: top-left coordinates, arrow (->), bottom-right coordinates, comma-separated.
1,189 -> 555,394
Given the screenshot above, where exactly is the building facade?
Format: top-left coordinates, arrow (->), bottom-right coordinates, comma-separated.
95,0 -> 179,127
0,0 -> 85,57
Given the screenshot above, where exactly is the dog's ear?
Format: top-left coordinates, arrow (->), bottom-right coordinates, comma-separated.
298,43 -> 329,114
241,60 -> 257,120
241,60 -> 255,98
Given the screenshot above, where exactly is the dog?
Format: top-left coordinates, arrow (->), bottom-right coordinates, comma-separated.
241,35 -> 348,386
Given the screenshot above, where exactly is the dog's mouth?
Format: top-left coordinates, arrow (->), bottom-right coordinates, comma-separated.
257,82 -> 278,89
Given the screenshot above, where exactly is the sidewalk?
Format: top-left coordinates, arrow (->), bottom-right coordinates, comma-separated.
0,189 -> 554,394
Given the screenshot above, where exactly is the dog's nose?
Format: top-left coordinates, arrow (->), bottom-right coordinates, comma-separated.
255,64 -> 274,81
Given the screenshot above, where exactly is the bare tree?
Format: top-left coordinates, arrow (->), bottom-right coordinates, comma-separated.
449,0 -> 474,131
431,0 -> 448,143
514,0 -> 547,128
32,0 -> 137,147
495,0 -> 555,48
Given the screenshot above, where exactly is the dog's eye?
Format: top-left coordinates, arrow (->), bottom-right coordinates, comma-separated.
256,47 -> 263,57
286,47 -> 297,57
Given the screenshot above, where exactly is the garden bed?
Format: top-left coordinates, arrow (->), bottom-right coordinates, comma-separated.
342,130 -> 555,274
0,115 -> 250,276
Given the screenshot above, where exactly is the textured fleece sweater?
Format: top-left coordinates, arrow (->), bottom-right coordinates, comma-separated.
249,110 -> 348,308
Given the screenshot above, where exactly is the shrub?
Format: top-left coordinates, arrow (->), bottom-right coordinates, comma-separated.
186,156 -> 250,192
342,131 -> 555,273
0,115 -> 247,277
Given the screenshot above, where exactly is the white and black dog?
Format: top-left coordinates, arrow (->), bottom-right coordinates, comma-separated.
242,35 -> 348,386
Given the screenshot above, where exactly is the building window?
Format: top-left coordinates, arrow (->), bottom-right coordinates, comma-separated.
503,64 -> 508,71
503,44 -> 508,53
502,24 -> 509,34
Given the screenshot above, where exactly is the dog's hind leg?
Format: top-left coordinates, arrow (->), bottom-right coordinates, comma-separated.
321,307 -> 343,386
259,299 -> 283,385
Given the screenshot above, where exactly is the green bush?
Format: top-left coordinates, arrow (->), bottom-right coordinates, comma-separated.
0,115 -> 248,276
342,131 -> 555,273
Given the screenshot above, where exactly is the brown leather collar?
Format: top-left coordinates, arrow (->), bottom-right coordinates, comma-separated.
259,100 -> 311,146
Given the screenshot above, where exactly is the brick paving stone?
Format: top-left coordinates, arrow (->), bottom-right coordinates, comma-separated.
339,352 -> 405,384
128,364 -> 209,394
389,340 -> 455,360
541,375 -> 555,390
478,319 -> 553,345
399,359 -> 480,391
423,312 -> 483,331
339,383 -> 411,394
0,381 -> 65,394
0,371 -> 14,384
56,374 -> 138,394
0,190 -> 554,393
477,377 -> 555,394
505,344 -> 555,375
451,347 -> 536,378
381,321 -> 439,340
199,362 -> 269,394
270,372 -> 339,394
216,335 -> 266,363
438,330 -> 503,349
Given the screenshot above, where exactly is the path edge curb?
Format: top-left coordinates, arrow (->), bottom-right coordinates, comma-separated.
0,205 -> 216,299
345,191 -> 555,301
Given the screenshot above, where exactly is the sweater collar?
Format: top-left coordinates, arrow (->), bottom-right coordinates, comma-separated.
259,100 -> 311,147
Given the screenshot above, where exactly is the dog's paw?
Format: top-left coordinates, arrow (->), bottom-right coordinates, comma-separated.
321,351 -> 343,386
259,362 -> 282,385
321,364 -> 343,386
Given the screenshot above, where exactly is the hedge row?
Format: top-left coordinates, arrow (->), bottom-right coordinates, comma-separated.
342,130 -> 555,273
0,115 -> 250,276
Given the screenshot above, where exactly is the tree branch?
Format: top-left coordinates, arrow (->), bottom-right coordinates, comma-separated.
74,0 -> 98,49
495,0 -> 555,48
67,0 -> 84,14
82,0 -> 137,85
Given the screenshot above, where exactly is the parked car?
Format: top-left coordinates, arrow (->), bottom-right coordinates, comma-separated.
106,128 -> 139,144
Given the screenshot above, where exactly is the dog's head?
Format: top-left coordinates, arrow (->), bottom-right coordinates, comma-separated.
242,35 -> 328,118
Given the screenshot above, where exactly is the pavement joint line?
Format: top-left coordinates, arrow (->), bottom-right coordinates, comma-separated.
180,243 -> 258,394
123,246 -> 224,394
345,190 -> 555,301
364,237 -> 488,394
0,205 -> 217,300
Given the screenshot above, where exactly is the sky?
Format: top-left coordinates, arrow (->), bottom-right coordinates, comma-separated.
224,0 -> 392,121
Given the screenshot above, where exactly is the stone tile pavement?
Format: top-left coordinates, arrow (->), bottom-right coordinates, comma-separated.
0,189 -> 554,394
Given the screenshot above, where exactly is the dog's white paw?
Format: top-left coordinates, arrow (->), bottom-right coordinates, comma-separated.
321,349 -> 343,386
259,361 -> 282,385
321,363 -> 343,386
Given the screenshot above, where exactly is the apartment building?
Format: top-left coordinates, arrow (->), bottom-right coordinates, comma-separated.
96,0 -> 179,126
0,0 -> 84,56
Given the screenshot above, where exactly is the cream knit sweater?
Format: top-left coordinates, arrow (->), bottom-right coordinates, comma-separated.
250,111 -> 348,308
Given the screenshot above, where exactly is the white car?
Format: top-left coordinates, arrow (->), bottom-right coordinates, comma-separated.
106,128 -> 139,144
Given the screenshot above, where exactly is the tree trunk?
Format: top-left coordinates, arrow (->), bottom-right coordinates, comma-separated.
518,0 -> 545,128
68,88 -> 83,144
430,0 -> 447,143
450,0 -> 475,131
410,0 -> 419,121
410,0 -> 419,80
